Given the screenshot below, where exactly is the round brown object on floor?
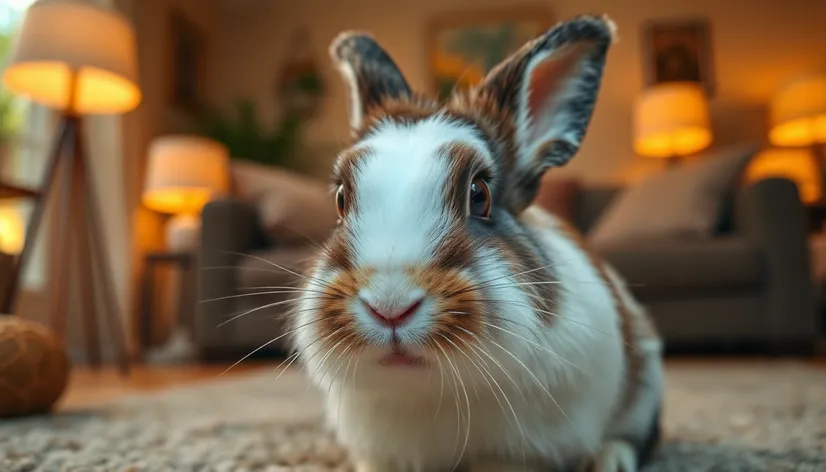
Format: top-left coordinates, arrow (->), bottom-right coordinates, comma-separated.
0,317 -> 70,417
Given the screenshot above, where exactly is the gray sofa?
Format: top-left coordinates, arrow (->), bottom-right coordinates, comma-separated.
197,176 -> 819,359
197,195 -> 331,360
574,177 -> 819,354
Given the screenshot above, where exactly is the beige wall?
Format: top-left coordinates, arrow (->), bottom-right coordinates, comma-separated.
213,0 -> 826,183
125,0 -> 222,345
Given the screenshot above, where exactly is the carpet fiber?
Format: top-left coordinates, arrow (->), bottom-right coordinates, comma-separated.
1,362 -> 824,471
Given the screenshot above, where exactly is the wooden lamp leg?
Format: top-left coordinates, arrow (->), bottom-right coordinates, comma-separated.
48,118 -> 78,339
1,116 -> 75,314
76,131 -> 131,375
71,121 -> 102,369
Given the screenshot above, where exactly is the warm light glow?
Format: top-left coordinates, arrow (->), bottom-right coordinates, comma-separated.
0,208 -> 25,255
1,0 -> 141,114
769,75 -> 826,147
746,147 -> 822,204
143,135 -> 229,216
633,82 -> 712,159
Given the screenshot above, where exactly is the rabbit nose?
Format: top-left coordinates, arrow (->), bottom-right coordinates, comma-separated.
360,295 -> 425,329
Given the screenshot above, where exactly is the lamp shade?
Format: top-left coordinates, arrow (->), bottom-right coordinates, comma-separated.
769,74 -> 826,147
745,147 -> 822,205
633,82 -> 712,159
143,135 -> 229,215
1,0 -> 141,114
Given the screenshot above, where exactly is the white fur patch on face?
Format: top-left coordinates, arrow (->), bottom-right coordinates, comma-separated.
351,115 -> 492,269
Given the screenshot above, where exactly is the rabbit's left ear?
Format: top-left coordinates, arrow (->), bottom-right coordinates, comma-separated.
477,15 -> 615,200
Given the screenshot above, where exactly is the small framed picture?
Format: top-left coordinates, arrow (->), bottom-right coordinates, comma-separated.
427,6 -> 554,100
168,8 -> 207,114
641,18 -> 715,96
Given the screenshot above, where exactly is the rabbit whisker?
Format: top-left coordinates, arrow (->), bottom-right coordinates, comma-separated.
202,290 -> 336,304
454,333 -> 527,465
454,326 -> 526,402
439,334 -> 480,401
479,299 -> 630,347
447,259 -> 563,297
484,335 -> 584,448
433,341 -> 470,472
351,354 -> 362,392
324,338 -> 357,400
437,334 -> 474,471
238,285 -> 333,295
432,351 -> 446,420
338,350 -> 355,428
216,295 -> 329,328
224,250 -> 347,297
273,351 -> 301,380
302,327 -> 348,392
291,325 -> 345,379
312,331 -> 355,387
476,320 -> 595,380
220,316 -> 327,376
271,305 -> 324,322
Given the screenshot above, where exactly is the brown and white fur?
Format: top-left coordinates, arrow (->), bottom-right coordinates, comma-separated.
291,15 -> 664,472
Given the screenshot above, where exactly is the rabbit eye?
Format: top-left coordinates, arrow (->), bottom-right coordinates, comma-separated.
336,185 -> 347,217
468,178 -> 491,219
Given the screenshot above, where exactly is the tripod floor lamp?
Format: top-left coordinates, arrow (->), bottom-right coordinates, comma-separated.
1,0 -> 141,374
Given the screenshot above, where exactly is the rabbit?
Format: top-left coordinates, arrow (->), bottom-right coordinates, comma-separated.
290,14 -> 665,472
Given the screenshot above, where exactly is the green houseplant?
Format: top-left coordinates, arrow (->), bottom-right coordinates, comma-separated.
193,100 -> 301,168
0,31 -> 23,157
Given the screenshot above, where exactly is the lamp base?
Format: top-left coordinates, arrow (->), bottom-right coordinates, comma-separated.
165,214 -> 201,253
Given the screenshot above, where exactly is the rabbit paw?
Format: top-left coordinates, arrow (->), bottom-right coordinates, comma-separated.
584,440 -> 637,472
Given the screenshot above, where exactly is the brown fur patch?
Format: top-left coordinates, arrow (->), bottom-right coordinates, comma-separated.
409,266 -> 484,352
437,141 -> 482,217
353,94 -> 440,142
322,229 -> 356,272
315,268 -> 375,353
447,90 -> 518,179
431,223 -> 475,271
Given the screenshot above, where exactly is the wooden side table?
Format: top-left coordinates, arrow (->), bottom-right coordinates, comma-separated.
139,251 -> 196,359
808,233 -> 826,355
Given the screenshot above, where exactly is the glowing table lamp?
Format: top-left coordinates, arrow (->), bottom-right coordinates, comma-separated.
633,82 -> 713,166
746,148 -> 822,205
769,74 -> 826,203
0,0 -> 140,373
143,135 -> 229,252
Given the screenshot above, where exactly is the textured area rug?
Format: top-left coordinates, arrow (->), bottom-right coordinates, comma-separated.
1,362 -> 824,471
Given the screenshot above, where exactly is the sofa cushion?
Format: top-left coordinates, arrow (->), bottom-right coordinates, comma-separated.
230,160 -> 338,245
597,236 -> 763,297
588,144 -> 759,248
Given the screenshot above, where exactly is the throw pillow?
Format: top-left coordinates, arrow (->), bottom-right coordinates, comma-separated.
588,144 -> 760,248
257,185 -> 339,246
534,175 -> 582,223
230,160 -> 339,245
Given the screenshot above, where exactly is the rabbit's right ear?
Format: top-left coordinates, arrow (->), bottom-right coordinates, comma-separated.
330,32 -> 412,134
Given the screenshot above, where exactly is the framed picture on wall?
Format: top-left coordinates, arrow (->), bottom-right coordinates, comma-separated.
641,17 -> 716,96
427,6 -> 554,100
168,8 -> 206,114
